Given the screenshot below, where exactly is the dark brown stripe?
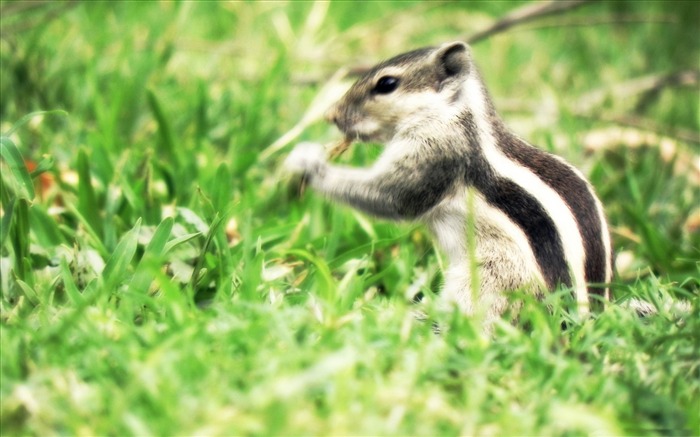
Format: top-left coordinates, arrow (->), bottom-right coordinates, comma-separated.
494,127 -> 610,304
459,113 -> 572,290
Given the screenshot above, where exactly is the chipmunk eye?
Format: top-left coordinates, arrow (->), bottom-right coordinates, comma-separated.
373,76 -> 400,94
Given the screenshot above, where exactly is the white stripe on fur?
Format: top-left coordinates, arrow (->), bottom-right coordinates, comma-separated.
568,164 -> 614,293
462,75 -> 590,314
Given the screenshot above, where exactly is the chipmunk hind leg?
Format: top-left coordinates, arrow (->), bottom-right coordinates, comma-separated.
439,265 -> 522,331
438,233 -> 544,332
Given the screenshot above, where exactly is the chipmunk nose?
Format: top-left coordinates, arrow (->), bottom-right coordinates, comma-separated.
324,104 -> 340,125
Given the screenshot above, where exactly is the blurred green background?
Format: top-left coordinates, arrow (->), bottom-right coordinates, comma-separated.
1,1 -> 697,283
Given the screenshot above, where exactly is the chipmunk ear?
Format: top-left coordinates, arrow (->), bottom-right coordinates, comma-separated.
435,41 -> 470,79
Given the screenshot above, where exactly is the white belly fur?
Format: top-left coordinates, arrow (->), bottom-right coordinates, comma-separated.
423,188 -> 546,324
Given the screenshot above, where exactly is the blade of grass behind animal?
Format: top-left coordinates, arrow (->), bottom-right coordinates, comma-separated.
28,204 -> 64,247
0,136 -> 34,201
77,149 -> 103,239
102,218 -> 141,293
128,217 -> 174,295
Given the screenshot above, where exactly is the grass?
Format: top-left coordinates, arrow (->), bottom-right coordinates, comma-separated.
1,1 -> 699,435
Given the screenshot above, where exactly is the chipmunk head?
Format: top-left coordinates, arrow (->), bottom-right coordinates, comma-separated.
325,41 -> 473,143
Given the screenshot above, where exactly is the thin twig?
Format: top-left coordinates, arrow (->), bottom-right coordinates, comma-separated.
0,0 -> 53,16
575,70 -> 700,114
573,69 -> 700,145
297,1 -> 601,85
466,0 -> 594,44
633,70 -> 700,112
513,14 -> 678,32
0,1 -> 78,37
575,113 -> 700,145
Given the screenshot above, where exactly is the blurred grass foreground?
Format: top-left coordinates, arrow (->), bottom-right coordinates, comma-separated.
1,1 -> 699,436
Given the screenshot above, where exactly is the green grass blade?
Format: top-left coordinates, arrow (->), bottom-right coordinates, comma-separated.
102,218 -> 142,291
59,258 -> 85,305
1,110 -> 68,137
164,231 -> 202,254
29,205 -> 64,247
9,199 -> 31,282
0,197 -> 15,250
0,136 -> 35,200
237,247 -> 265,300
146,89 -> 176,164
285,248 -> 335,300
14,278 -> 41,306
143,217 -> 174,257
77,149 -> 103,238
28,154 -> 55,178
128,217 -> 173,294
61,202 -> 108,257
211,163 -> 231,214
195,80 -> 208,148
188,213 -> 224,290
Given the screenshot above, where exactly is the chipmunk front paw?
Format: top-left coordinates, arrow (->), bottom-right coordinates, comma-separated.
285,142 -> 327,179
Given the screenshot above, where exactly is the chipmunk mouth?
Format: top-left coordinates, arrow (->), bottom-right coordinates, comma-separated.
332,122 -> 369,143
344,129 -> 372,143
343,119 -> 384,143
329,110 -> 386,143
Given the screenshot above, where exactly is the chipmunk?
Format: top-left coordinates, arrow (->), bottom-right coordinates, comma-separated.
285,41 -> 613,328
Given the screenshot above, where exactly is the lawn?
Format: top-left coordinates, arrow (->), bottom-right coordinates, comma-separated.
1,1 -> 699,435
